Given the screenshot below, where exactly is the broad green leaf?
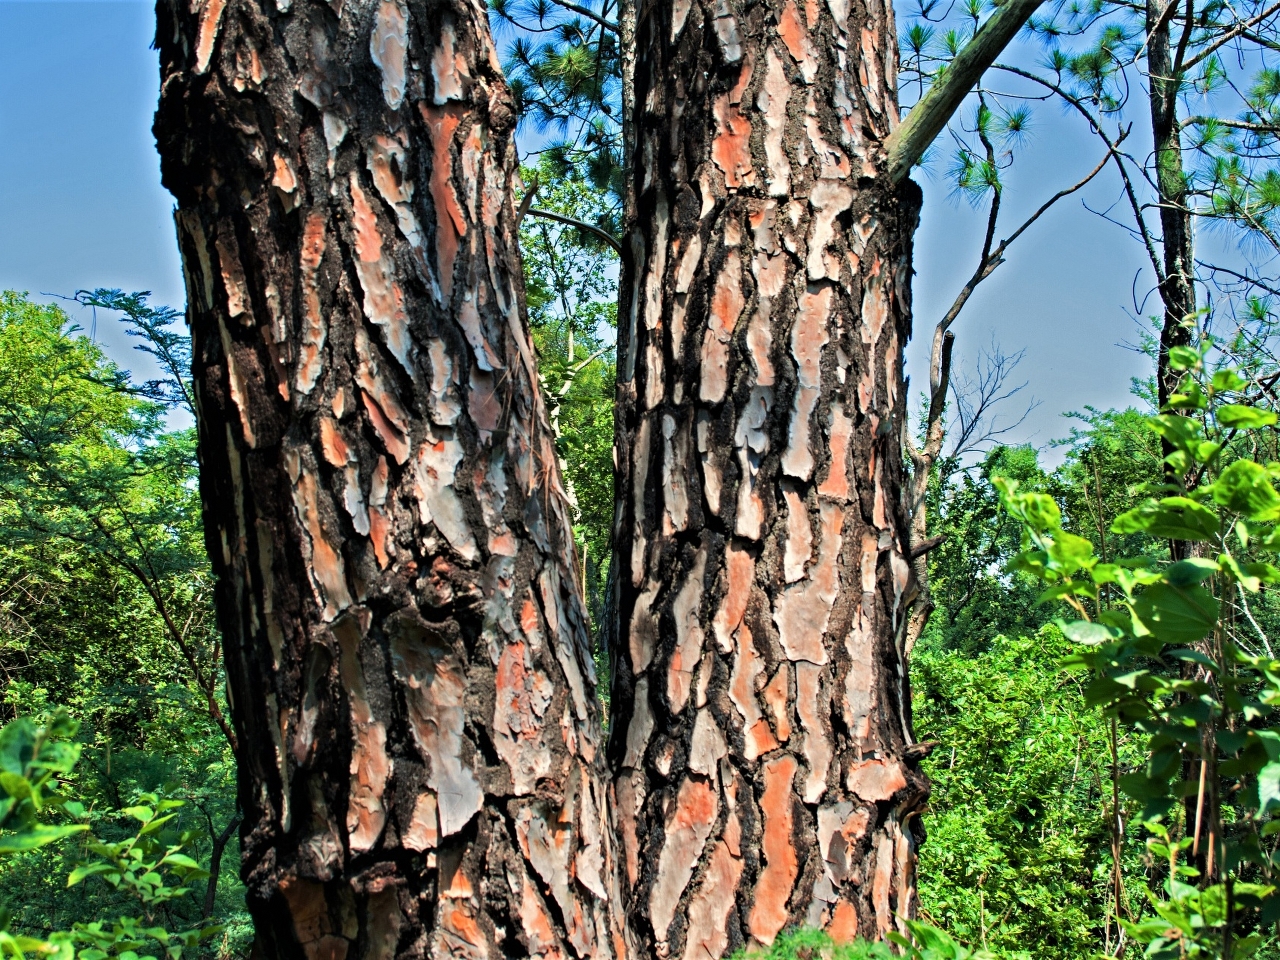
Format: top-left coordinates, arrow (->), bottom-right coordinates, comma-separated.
1056,619 -> 1112,645
1259,760 -> 1280,812
1211,459 -> 1280,521
1047,531 -> 1095,572
1169,345 -> 1201,370
67,862 -> 116,887
1218,403 -> 1278,428
1017,492 -> 1061,532
1166,558 -> 1219,586
1112,497 -> 1220,541
0,823 -> 88,854
1132,582 -> 1219,644
1212,369 -> 1248,391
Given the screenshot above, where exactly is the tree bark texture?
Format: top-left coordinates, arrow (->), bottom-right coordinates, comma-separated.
153,2 -> 621,958
607,0 -> 931,955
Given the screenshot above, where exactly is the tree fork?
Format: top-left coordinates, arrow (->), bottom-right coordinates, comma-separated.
153,1 -> 621,957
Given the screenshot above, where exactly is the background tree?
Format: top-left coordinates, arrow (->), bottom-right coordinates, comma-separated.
152,1 -> 620,958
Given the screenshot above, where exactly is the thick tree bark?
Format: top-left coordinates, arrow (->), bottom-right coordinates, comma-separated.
153,2 -> 620,958
607,0 -> 930,955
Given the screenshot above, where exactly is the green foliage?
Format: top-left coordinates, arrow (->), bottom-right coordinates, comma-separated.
0,711 -> 88,855
727,927 -> 892,960
998,349 -> 1280,957
0,293 -> 245,959
0,712 -> 222,960
491,0 -> 623,207
914,628 -> 1139,958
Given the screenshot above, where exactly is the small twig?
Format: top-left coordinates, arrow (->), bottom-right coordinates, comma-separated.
1180,0 -> 1280,72
547,0 -> 619,32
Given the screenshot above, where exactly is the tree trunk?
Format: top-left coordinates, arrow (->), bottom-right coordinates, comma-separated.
606,0 -> 931,954
153,2 -> 620,957
1147,0 -> 1195,422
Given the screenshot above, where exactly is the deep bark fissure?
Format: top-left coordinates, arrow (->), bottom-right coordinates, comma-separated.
153,1 -> 621,957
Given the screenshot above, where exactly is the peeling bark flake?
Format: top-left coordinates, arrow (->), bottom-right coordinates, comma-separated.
420,105 -> 467,300
493,640 -> 554,794
778,1 -> 818,82
711,94 -> 755,190
286,451 -> 353,620
194,0 -> 226,75
679,811 -> 744,960
700,250 -> 744,403
370,0 -> 409,110
295,213 -> 327,395
650,776 -> 719,944
350,174 -> 413,372
773,502 -> 842,664
780,284 -> 831,479
806,181 -> 855,280
668,547 -> 708,714
758,51 -> 794,197
748,755 -> 799,944
389,625 -> 483,837
795,662 -> 830,802
414,432 -> 479,562
728,624 -> 777,760
334,616 -> 391,852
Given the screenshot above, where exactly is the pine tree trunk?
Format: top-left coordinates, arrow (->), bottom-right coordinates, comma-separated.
1147,0 -> 1195,418
606,0 -> 931,954
153,2 -> 621,957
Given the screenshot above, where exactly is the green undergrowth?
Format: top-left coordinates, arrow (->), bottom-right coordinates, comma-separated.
728,929 -> 892,960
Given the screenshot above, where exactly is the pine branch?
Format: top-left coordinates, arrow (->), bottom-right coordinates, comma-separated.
886,0 -> 1045,183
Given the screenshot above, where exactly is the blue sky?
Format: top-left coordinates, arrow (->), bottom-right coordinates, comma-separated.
0,0 -> 1164,457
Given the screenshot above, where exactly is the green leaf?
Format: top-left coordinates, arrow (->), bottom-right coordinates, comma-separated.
1112,497 -> 1220,541
1047,531 -> 1096,573
1259,760 -> 1280,812
1218,404 -> 1277,429
1017,492 -> 1061,532
1211,459 -> 1280,521
1169,346 -> 1201,371
1055,619 -> 1113,645
0,823 -> 88,854
1166,558 -> 1219,586
1132,582 -> 1219,644
67,862 -> 116,887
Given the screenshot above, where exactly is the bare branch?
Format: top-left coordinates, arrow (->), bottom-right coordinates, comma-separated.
1180,0 -> 1280,72
517,172 -> 540,222
995,64 -> 1167,286
548,0 -> 619,32
525,207 -> 623,255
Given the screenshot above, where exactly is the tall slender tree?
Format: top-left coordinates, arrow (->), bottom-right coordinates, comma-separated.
605,0 -> 1039,955
152,1 -> 621,957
